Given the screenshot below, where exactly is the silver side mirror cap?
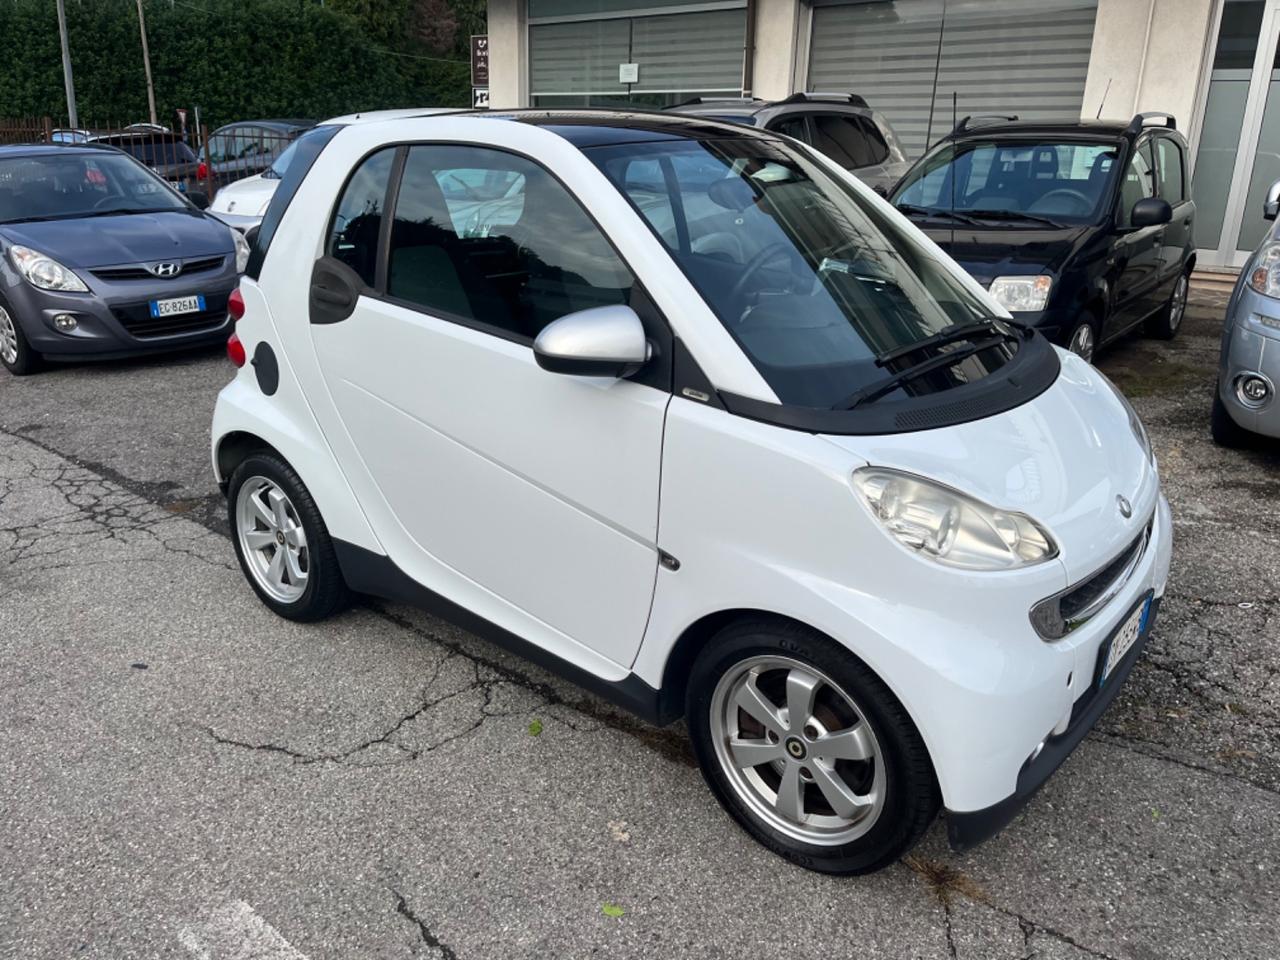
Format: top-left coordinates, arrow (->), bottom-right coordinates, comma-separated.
533,305 -> 651,378
1264,179 -> 1280,221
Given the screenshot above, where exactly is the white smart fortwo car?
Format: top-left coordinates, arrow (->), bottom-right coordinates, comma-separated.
212,110 -> 1172,874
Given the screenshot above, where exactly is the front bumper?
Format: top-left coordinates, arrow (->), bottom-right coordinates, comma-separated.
948,593 -> 1160,850
1219,286 -> 1280,439
4,269 -> 236,361
942,492 -> 1173,849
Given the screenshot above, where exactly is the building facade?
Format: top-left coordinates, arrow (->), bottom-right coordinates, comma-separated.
484,0 -> 1280,269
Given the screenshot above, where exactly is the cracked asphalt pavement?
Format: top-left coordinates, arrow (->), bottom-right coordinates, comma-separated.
2,286 -> 1279,959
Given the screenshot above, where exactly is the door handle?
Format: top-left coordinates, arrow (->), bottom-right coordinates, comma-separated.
309,257 -> 364,325
313,286 -> 353,307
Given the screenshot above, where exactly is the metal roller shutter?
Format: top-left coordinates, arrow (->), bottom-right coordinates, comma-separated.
630,10 -> 747,94
808,0 -> 1098,159
530,19 -> 632,98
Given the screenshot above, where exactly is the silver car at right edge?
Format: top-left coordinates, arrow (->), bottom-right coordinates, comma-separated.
1214,178 -> 1280,446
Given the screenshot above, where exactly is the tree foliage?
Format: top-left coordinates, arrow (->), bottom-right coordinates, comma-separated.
0,0 -> 474,128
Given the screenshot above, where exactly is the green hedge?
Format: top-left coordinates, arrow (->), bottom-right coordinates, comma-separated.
0,0 -> 471,129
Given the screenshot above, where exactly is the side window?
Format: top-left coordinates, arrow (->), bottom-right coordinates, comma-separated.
326,148 -> 395,287
1156,137 -> 1185,204
1120,140 -> 1157,226
810,115 -> 885,169
770,117 -> 810,143
386,144 -> 635,340
207,134 -> 229,164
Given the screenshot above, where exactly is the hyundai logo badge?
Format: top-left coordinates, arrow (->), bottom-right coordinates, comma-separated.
1117,494 -> 1133,519
150,261 -> 181,277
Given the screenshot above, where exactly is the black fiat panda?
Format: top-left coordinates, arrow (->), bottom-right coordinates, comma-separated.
889,113 -> 1195,362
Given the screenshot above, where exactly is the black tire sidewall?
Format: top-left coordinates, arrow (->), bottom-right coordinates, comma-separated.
687,620 -> 939,875
226,452 -> 347,622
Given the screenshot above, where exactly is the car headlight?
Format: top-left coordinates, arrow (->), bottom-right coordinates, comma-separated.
8,245 -> 88,293
989,275 -> 1053,312
853,467 -> 1058,570
1100,373 -> 1154,465
232,229 -> 251,273
1248,242 -> 1280,298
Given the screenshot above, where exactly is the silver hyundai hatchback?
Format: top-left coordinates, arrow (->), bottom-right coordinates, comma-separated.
1213,178 -> 1280,446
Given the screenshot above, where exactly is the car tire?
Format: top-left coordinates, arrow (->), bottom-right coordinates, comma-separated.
0,297 -> 44,376
1211,389 -> 1253,448
1064,314 -> 1100,363
226,452 -> 351,622
687,617 -> 939,875
1146,270 -> 1190,340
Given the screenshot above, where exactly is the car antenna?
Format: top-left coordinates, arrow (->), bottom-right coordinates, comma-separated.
950,91 -> 957,252
1095,78 -> 1112,120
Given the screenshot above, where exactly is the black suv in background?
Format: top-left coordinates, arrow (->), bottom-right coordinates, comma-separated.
666,93 -> 911,194
889,113 -> 1195,362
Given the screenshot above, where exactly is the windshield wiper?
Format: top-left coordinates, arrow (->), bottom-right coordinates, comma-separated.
84,208 -> 158,217
2,215 -> 55,224
895,204 -> 983,226
874,318 -> 1015,367
838,335 -> 1014,410
966,209 -> 1066,228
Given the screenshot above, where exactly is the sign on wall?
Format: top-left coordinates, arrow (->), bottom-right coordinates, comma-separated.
471,35 -> 490,87
473,87 -> 490,109
618,63 -> 639,84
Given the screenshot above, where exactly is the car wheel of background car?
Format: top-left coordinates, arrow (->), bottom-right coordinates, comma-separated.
227,452 -> 350,622
1146,270 -> 1190,340
1211,389 -> 1253,448
687,617 -> 939,875
0,298 -> 43,376
1065,316 -> 1098,363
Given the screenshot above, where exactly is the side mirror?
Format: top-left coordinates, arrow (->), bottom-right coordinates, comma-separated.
533,305 -> 651,378
1264,179 -> 1280,221
187,189 -> 211,210
1130,196 -> 1172,229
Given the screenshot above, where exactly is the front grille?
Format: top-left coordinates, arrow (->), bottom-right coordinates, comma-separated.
92,255 -> 226,282
1030,514 -> 1153,641
1059,522 -> 1151,623
111,292 -> 230,339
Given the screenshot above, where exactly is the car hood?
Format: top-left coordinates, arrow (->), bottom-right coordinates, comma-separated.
914,224 -> 1091,287
210,175 -> 279,216
825,351 -> 1159,582
0,211 -> 232,269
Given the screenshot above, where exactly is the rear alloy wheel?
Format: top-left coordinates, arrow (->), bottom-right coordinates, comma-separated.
227,453 -> 350,621
688,619 -> 939,874
1146,271 -> 1190,340
1066,319 -> 1097,363
0,301 -> 42,376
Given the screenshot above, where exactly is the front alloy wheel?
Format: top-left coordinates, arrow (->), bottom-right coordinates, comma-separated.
0,301 -> 41,375
688,619 -> 939,874
711,656 -> 885,845
1067,320 -> 1096,363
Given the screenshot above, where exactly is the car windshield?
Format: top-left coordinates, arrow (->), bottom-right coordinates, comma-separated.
589,137 -> 1014,409
263,141 -> 300,180
892,139 -> 1120,225
0,153 -> 189,223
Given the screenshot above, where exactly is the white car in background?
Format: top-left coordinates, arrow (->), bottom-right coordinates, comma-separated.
210,109 -> 461,233
211,110 -> 1172,874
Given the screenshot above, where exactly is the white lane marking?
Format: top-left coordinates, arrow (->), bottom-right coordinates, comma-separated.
178,899 -> 309,960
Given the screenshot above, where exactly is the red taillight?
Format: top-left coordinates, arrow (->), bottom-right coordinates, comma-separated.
197,161 -> 208,180
226,333 -> 246,367
228,288 -> 245,322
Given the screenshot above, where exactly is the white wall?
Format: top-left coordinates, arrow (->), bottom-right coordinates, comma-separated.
487,0 -> 528,108
750,0 -> 804,100
1082,0 -> 1215,132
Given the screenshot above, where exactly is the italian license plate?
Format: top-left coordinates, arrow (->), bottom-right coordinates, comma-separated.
149,294 -> 205,318
1099,596 -> 1151,687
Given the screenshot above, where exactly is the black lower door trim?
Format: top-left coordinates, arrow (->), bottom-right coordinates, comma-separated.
333,540 -> 669,725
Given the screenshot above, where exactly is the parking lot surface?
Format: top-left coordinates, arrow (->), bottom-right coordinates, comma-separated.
2,287 -> 1279,959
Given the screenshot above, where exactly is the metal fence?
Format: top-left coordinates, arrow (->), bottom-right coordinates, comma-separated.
0,117 -> 299,202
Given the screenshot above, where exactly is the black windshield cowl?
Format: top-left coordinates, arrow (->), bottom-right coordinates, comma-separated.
718,325 -> 1060,436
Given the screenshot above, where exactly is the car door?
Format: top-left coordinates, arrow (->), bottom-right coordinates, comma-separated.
1154,135 -> 1192,289
1108,137 -> 1163,336
306,143 -> 670,667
